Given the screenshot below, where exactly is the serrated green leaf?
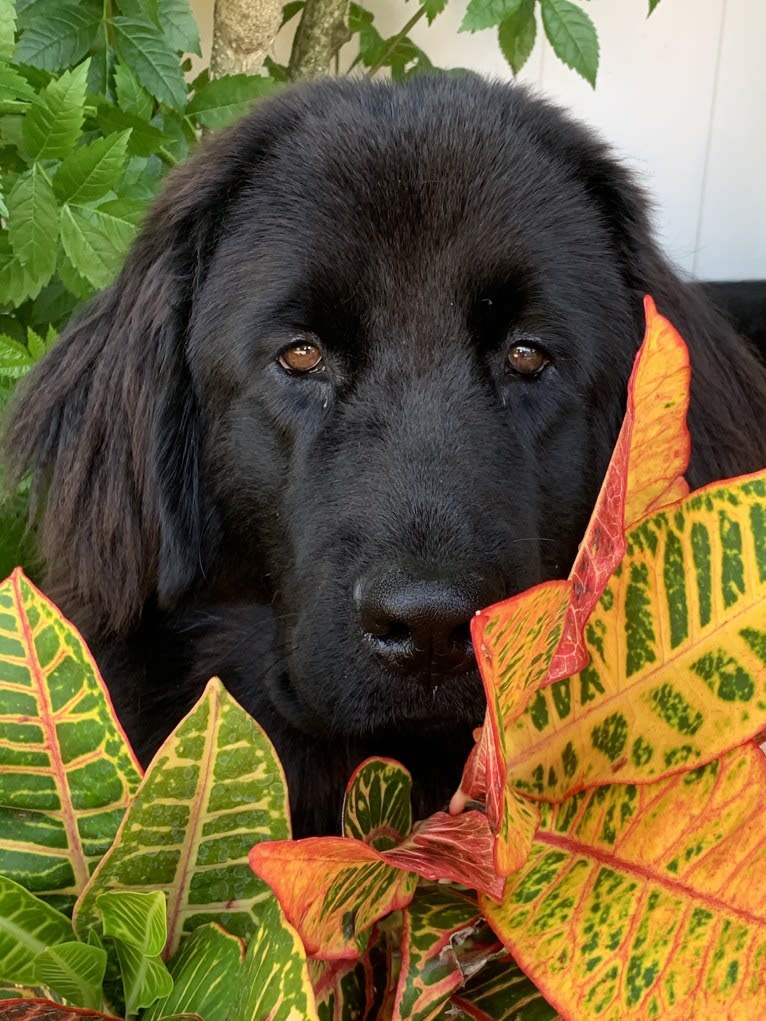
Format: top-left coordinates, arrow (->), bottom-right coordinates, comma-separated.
0,570 -> 143,914
56,246 -> 94,299
187,74 -> 276,130
143,924 -> 245,1021
25,325 -> 55,361
460,0 -> 522,33
96,102 -> 174,157
342,758 -> 413,851
14,4 -> 100,72
113,62 -> 154,121
6,164 -> 58,286
113,939 -> 173,1016
0,332 -> 35,380
59,202 -> 135,289
34,941 -> 107,1010
158,0 -> 201,56
0,64 -> 37,102
73,679 -> 291,955
111,17 -> 187,111
420,0 -> 448,25
230,898 -> 319,1021
0,875 -> 73,985
498,0 -> 537,75
0,232 -> 41,306
0,0 -> 15,62
98,891 -> 167,956
540,0 -> 598,86
53,132 -> 131,205
22,61 -> 88,159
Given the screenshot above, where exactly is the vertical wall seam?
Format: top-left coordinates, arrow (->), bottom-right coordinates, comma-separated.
692,0 -> 728,278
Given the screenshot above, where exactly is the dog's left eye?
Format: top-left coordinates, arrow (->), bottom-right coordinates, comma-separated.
506,341 -> 550,377
278,337 -> 325,375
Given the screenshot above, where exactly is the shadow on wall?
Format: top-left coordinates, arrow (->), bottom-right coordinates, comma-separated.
700,281 -> 766,357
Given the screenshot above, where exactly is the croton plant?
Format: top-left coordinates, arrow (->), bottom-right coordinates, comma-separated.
1,297 -> 765,1020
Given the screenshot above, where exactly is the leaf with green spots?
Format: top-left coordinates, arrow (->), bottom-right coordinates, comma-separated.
342,757 -> 413,850
73,678 -> 290,955
0,875 -> 73,985
229,897 -> 319,1021
0,1000 -> 122,1021
250,836 -> 417,959
395,885 -> 498,1021
452,954 -> 561,1019
252,810 -> 501,959
0,570 -> 142,913
34,941 -> 107,1010
481,744 -> 766,1020
502,469 -> 766,801
142,923 -> 245,1021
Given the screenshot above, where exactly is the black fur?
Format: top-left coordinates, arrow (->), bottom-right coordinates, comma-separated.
5,76 -> 766,836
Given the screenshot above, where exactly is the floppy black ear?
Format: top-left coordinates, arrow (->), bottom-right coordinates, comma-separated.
3,96 -> 300,637
532,98 -> 766,488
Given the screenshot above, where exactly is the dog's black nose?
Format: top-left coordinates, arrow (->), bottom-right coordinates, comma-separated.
354,568 -> 504,680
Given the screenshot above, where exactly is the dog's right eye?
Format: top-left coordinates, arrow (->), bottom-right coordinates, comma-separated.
278,338 -> 325,375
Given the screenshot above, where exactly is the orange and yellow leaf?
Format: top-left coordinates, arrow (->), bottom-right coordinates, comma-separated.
481,743 -> 766,1020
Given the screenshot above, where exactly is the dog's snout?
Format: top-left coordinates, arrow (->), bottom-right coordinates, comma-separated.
354,569 -> 504,680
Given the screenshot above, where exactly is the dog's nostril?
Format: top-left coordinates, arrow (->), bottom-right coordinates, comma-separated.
355,568 -> 503,679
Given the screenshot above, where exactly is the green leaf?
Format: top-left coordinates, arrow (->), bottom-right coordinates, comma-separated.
0,333 -> 36,380
420,0 -> 448,25
187,74 -> 276,130
22,61 -> 88,159
0,875 -> 73,985
454,954 -> 561,1019
113,939 -> 174,1016
158,0 -> 202,56
0,232 -> 41,307
280,0 -> 304,27
54,132 -> 132,205
111,17 -> 187,111
14,3 -> 100,72
6,164 -> 58,287
648,0 -> 662,11
0,570 -> 143,914
0,0 -> 16,62
73,679 -> 291,956
342,758 -> 413,851
96,103 -> 174,158
113,62 -> 154,121
143,924 -> 245,1021
230,898 -> 319,1021
34,941 -> 107,1010
460,0 -> 522,33
0,63 -> 38,102
498,0 -> 537,75
540,0 -> 599,86
59,202 -> 136,290
98,891 -> 167,956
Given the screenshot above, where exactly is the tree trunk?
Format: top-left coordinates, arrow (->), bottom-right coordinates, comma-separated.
288,0 -> 351,79
210,0 -> 286,77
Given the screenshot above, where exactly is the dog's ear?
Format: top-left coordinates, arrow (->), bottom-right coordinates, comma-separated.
534,100 -> 766,488
3,96 -> 299,637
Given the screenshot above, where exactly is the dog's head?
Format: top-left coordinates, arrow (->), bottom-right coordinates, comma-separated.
7,76 -> 766,751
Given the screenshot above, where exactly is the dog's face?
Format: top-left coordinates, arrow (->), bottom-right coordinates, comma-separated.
183,81 -> 641,743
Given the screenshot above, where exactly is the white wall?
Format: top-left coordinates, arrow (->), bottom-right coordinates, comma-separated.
191,0 -> 766,280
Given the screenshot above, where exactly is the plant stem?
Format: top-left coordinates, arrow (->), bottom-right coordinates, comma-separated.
366,4 -> 428,77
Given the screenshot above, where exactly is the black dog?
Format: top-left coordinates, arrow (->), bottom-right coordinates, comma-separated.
6,76 -> 766,836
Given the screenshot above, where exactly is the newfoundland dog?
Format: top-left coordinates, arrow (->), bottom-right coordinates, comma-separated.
6,75 -> 766,836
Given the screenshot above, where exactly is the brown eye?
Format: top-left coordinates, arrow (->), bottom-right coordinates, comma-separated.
278,339 -> 325,375
507,341 -> 549,377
